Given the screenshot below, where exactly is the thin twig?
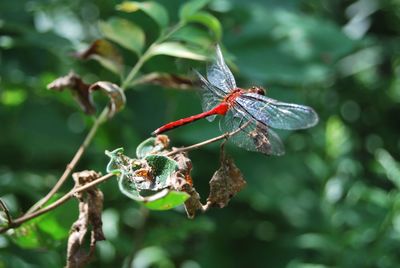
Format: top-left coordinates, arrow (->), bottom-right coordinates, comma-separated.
0,199 -> 12,225
164,123 -> 247,157
26,108 -> 109,214
0,173 -> 114,234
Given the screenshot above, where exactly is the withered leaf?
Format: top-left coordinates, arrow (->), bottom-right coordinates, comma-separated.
47,71 -> 95,114
89,81 -> 126,118
74,39 -> 124,75
183,185 -> 203,219
68,170 -> 105,268
207,149 -> 246,208
134,72 -> 193,89
48,73 -> 126,118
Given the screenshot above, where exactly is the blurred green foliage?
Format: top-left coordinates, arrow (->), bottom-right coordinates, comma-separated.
1,0 -> 400,267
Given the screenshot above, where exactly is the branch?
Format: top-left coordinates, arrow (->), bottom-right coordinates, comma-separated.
0,173 -> 114,234
164,122 -> 247,157
26,107 -> 109,214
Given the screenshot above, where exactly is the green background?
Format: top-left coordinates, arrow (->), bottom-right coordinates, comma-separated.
1,0 -> 400,267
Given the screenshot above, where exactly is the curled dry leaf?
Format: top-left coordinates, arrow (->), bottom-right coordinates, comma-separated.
47,73 -> 126,118
47,71 -> 94,114
168,152 -> 204,218
207,148 -> 246,208
67,170 -> 105,268
134,72 -> 193,89
182,185 -> 203,219
89,81 -> 126,118
74,39 -> 124,75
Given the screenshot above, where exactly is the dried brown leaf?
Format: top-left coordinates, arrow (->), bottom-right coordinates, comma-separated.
67,170 -> 105,268
135,72 -> 193,89
207,149 -> 246,208
47,73 -> 126,118
74,39 -> 124,75
47,71 -> 95,114
183,185 -> 203,219
89,81 -> 126,118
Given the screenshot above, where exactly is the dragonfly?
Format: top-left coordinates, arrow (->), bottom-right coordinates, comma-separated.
152,45 -> 319,155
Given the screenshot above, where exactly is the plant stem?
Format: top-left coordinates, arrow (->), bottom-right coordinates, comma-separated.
121,22 -> 185,90
0,173 -> 114,234
26,107 -> 109,214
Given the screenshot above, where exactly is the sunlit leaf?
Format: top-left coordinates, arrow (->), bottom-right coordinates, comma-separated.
132,246 -> 174,267
149,42 -> 207,61
375,149 -> 400,189
74,39 -> 124,75
179,0 -> 211,20
119,174 -> 142,201
11,195 -> 77,249
144,189 -> 189,210
116,1 -> 169,29
99,17 -> 145,55
0,89 -> 27,106
105,147 -> 126,174
326,116 -> 351,158
12,222 -> 43,249
136,135 -> 169,159
89,81 -> 126,118
184,11 -> 222,40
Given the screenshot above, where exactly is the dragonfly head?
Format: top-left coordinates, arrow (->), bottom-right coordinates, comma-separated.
249,86 -> 266,96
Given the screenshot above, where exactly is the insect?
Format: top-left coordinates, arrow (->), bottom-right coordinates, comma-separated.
152,45 -> 318,155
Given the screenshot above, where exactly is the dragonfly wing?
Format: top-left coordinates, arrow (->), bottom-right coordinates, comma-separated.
206,45 -> 236,93
193,69 -> 224,122
236,93 -> 319,130
220,108 -> 285,156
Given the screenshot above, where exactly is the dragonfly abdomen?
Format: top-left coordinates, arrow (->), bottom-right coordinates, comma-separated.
152,102 -> 229,135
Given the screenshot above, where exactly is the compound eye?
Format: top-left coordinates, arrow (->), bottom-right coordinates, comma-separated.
256,87 -> 265,95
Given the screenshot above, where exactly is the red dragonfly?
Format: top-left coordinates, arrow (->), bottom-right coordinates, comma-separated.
152,45 -> 318,155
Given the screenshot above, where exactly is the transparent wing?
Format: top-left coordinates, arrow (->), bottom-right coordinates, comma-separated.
193,70 -> 225,122
236,92 -> 319,130
220,107 -> 285,156
206,45 -> 236,93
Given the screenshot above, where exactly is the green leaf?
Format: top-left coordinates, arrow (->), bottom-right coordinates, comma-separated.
119,174 -> 142,201
144,189 -> 190,210
136,137 -> 169,158
170,25 -> 213,47
105,147 -> 125,174
184,11 -> 222,40
325,116 -> 351,158
99,17 -> 145,55
136,137 -> 157,159
145,155 -> 178,189
179,0 -> 211,20
11,195 -> 77,249
375,149 -> 400,189
12,221 -> 43,249
116,1 -> 169,29
149,42 -> 207,61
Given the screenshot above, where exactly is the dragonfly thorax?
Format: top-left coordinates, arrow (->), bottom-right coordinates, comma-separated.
223,88 -> 244,104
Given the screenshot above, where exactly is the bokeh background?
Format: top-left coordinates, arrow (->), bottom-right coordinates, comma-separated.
1,0 -> 400,267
